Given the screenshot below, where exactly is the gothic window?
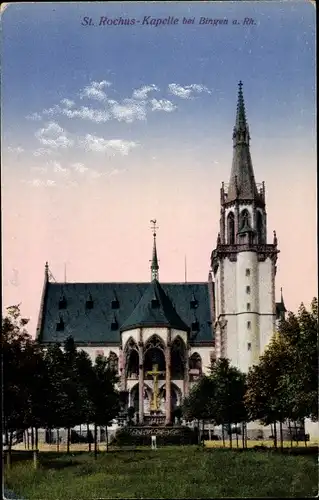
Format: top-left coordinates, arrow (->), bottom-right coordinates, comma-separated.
247,303 -> 251,311
189,353 -> 202,377
246,286 -> 251,294
256,211 -> 264,244
247,343 -> 251,351
171,337 -> 185,379
239,209 -> 251,230
245,268 -> 250,276
227,212 -> 235,244
108,351 -> 119,373
247,321 -> 251,329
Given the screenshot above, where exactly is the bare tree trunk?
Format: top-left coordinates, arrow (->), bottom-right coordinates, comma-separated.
222,425 -> 225,448
31,427 -> 34,449
229,423 -> 232,449
294,421 -> 299,446
202,420 -> 205,447
35,427 -> 39,450
279,421 -> 283,451
27,428 -> 30,449
241,423 -> 245,449
67,427 -> 70,454
106,426 -> 109,452
24,430 -> 27,449
302,420 -> 307,447
87,423 -> 91,452
94,423 -> 98,460
288,420 -> 293,448
273,421 -> 277,449
57,429 -> 60,453
235,423 -> 239,448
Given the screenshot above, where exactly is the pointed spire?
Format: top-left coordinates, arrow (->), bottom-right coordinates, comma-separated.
226,81 -> 260,204
150,219 -> 159,281
45,261 -> 49,281
235,80 -> 247,130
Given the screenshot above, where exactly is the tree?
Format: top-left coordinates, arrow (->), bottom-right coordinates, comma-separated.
209,359 -> 247,448
182,376 -> 215,444
89,354 -> 120,457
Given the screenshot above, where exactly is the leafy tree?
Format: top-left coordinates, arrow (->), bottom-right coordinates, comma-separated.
89,354 -> 120,457
182,376 -> 215,444
209,359 -> 247,448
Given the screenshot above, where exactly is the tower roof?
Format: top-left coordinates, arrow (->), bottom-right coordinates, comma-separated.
227,81 -> 260,204
120,279 -> 189,333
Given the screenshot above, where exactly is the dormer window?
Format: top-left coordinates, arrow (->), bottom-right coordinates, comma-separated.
191,320 -> 199,332
111,317 -> 118,330
59,296 -> 67,309
86,294 -> 94,310
151,297 -> 160,309
56,317 -> 64,331
111,299 -> 119,309
190,298 -> 198,309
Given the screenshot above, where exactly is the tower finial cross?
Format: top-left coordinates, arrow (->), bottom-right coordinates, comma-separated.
150,219 -> 158,237
238,80 -> 243,91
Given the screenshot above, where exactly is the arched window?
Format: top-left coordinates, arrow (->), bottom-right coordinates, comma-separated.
256,211 -> 263,243
227,212 -> 235,244
239,209 -> 251,231
189,352 -> 202,375
108,351 -> 119,373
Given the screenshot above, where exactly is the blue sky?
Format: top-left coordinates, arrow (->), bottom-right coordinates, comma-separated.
2,1 -> 317,333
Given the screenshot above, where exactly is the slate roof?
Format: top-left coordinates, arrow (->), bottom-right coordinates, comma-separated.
37,281 -> 214,345
120,279 -> 190,332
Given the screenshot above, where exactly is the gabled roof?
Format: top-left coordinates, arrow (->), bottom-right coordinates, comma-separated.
36,281 -> 214,345
120,279 -> 189,332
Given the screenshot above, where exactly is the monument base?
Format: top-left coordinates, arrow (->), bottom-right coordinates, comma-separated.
113,425 -> 198,446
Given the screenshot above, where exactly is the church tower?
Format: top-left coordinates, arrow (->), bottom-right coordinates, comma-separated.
211,81 -> 279,372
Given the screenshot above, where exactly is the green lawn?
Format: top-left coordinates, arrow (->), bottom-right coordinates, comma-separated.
4,446 -> 318,499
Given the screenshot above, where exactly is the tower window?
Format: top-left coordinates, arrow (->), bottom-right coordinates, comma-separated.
247,342 -> 251,351
227,212 -> 235,245
246,286 -> 251,294
247,303 -> 251,311
245,268 -> 250,277
247,321 -> 251,329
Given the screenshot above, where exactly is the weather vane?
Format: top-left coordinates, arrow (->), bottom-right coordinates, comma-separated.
150,219 -> 158,237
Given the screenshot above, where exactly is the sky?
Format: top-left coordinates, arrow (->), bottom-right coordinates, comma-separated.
2,1 -> 316,337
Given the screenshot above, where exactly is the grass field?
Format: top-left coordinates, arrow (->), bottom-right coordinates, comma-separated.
4,446 -> 318,498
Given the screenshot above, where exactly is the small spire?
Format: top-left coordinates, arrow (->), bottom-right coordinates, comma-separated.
45,261 -> 49,281
235,80 -> 247,130
150,219 -> 159,281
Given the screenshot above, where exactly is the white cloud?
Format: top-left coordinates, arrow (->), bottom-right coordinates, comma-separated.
35,122 -> 74,149
60,98 -> 75,108
27,179 -> 56,187
150,99 -> 177,112
7,146 -> 24,153
71,162 -> 88,174
33,148 -> 53,157
80,80 -> 111,101
132,84 -> 159,100
81,134 -> 139,155
109,168 -> 126,177
168,83 -> 211,99
108,98 -> 147,123
26,112 -> 42,121
62,106 -> 110,123
52,161 -> 69,176
31,165 -> 48,173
